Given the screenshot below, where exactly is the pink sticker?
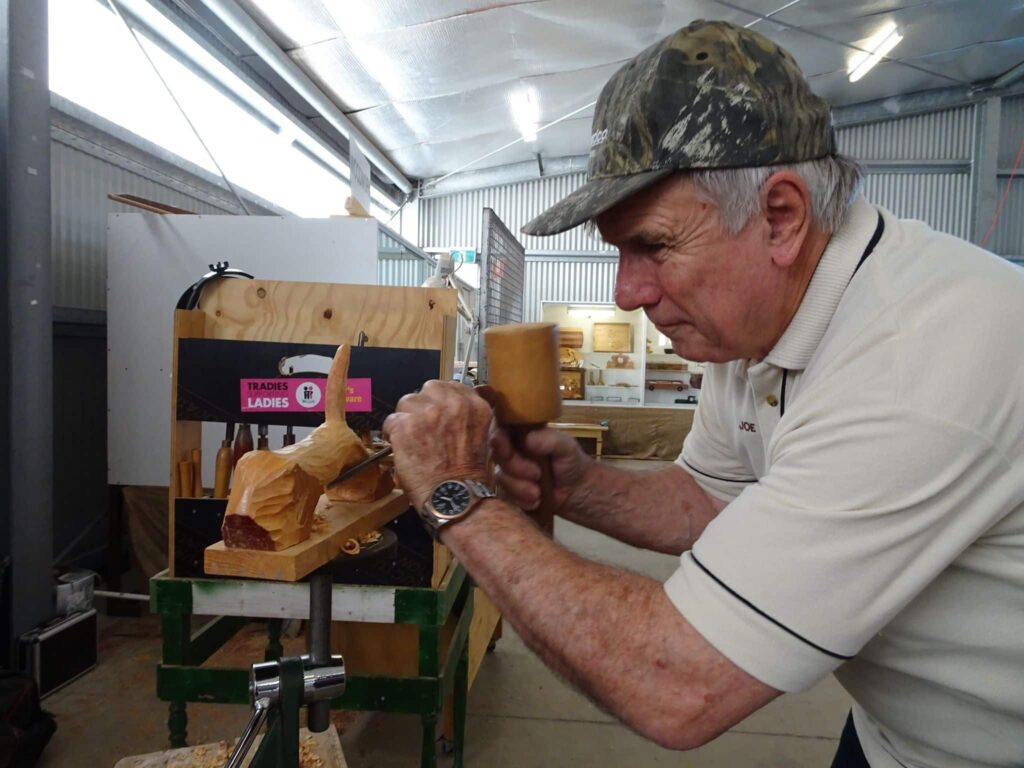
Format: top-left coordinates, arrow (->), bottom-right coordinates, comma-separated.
240,378 -> 371,413
345,378 -> 372,412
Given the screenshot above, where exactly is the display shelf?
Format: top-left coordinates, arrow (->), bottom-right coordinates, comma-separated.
543,301 -> 704,408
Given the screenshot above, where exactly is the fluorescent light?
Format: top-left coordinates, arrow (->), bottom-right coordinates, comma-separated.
848,22 -> 903,83
567,304 -> 614,319
510,87 -> 539,143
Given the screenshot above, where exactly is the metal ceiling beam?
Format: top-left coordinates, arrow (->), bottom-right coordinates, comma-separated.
991,60 -> 1024,91
711,0 -> 968,87
196,0 -> 413,195
420,155 -> 588,198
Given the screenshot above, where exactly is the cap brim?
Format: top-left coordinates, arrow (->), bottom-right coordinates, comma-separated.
521,169 -> 673,237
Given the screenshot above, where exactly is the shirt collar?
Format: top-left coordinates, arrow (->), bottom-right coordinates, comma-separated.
763,196 -> 879,370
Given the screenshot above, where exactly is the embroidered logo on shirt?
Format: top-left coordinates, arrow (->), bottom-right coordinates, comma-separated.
738,421 -> 757,433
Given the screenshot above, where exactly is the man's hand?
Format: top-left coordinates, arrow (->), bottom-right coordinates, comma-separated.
489,424 -> 594,512
382,380 -> 493,509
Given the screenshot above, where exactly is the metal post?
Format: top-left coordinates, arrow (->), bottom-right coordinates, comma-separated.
306,571 -> 331,732
971,96 -> 1001,245
0,0 -> 54,664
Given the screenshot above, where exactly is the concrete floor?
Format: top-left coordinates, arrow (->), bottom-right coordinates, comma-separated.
39,461 -> 851,767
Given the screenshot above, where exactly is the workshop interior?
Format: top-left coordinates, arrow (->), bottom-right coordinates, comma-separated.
1,0 -> 1022,765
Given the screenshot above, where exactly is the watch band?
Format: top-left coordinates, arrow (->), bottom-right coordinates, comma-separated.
463,479 -> 496,501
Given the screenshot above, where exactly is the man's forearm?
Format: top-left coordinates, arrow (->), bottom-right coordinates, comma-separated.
440,498 -> 775,748
557,461 -> 722,554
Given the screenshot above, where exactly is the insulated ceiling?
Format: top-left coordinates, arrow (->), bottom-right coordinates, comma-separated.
234,0 -> 1024,181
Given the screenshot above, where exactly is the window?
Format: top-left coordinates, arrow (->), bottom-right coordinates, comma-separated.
49,0 -> 398,221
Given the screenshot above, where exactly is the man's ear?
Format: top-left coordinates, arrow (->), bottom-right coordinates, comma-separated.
759,171 -> 812,268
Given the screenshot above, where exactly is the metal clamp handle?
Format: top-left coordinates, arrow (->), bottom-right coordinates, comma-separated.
223,697 -> 270,768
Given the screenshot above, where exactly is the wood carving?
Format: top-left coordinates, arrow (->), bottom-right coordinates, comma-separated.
559,347 -> 583,368
606,353 -> 634,369
222,345 -> 369,551
325,463 -> 395,503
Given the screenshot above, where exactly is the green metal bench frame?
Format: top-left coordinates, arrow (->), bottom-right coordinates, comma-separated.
150,563 -> 472,768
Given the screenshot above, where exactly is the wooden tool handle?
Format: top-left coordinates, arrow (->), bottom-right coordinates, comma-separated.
177,460 -> 194,499
191,449 -> 203,497
511,425 -> 555,535
233,423 -> 254,466
213,442 -> 232,498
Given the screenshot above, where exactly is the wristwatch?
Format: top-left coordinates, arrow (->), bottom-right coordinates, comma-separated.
419,478 -> 496,539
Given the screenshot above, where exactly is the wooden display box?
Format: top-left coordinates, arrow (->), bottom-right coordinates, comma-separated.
559,367 -> 586,400
592,322 -> 633,352
558,327 -> 584,348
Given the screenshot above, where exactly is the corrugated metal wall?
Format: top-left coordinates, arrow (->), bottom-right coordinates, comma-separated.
419,172 -> 614,255
51,140 -> 237,310
420,104 -> 985,313
378,255 -> 429,286
861,172 -> 973,240
992,95 -> 1024,258
837,105 -> 975,241
522,258 -> 617,322
836,105 -> 975,160
377,226 -> 431,286
420,105 -> 977,253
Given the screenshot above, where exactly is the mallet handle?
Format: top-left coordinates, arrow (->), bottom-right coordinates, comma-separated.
510,424 -> 555,535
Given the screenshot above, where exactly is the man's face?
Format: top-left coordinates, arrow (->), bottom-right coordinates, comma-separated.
596,175 -> 783,363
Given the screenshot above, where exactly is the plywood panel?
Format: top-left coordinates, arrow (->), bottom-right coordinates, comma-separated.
199,280 -> 457,350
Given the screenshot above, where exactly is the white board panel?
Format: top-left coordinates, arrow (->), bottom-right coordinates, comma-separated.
190,580 -> 397,623
107,214 -> 379,486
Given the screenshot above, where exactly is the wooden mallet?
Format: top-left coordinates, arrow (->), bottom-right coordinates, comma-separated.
483,322 -> 562,535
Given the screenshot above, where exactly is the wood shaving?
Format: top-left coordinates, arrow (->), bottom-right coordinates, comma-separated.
164,734 -> 329,767
166,740 -> 229,768
357,530 -> 382,546
341,538 -> 361,555
299,736 -> 326,768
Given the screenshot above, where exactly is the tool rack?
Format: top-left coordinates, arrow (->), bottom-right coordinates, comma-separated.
151,278 -> 500,766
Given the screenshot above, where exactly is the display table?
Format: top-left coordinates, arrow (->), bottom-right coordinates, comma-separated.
550,422 -> 610,460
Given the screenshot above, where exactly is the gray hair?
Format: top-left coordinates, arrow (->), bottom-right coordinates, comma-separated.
689,154 -> 864,235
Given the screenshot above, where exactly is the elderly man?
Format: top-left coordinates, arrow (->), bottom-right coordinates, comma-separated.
383,20 -> 1024,768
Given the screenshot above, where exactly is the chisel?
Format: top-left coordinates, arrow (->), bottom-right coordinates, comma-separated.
327,446 -> 392,488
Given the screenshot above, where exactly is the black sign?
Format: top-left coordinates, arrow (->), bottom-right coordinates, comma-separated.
177,339 -> 441,432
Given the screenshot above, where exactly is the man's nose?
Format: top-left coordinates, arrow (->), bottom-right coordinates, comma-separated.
614,255 -> 660,311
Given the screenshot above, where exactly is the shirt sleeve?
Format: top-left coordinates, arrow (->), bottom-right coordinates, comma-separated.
676,365 -> 756,503
665,389 -> 1012,693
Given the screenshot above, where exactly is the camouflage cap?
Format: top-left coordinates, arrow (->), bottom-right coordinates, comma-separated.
522,20 -> 836,236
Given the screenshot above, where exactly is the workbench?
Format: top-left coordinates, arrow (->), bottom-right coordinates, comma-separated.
550,421 -> 610,460
150,559 -> 475,768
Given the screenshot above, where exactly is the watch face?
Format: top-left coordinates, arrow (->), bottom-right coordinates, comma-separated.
431,481 -> 472,520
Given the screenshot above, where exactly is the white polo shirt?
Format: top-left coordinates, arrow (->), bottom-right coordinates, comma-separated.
665,196 -> 1024,768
